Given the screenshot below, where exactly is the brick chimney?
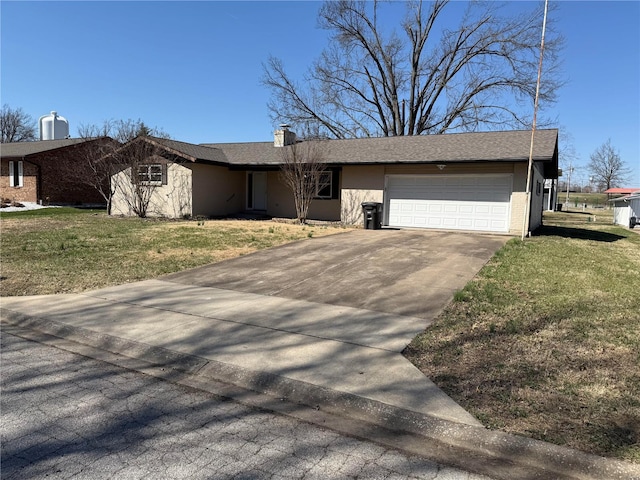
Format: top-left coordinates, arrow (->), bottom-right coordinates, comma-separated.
274,124 -> 296,147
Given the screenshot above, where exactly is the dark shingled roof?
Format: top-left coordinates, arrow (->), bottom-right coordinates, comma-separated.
147,137 -> 227,165
201,129 -> 559,167
10,130 -> 556,171
1,138 -> 93,158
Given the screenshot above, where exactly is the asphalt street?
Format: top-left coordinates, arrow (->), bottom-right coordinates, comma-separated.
0,326 -> 493,480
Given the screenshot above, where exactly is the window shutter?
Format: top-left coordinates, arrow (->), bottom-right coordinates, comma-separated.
162,164 -> 168,185
9,161 -> 14,187
18,161 -> 23,187
331,169 -> 340,199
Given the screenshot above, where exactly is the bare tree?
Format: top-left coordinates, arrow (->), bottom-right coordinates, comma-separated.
67,119 -> 170,214
279,140 -> 329,223
1,105 -> 37,143
111,137 -> 168,218
77,118 -> 169,143
263,0 -> 563,138
588,139 -> 631,192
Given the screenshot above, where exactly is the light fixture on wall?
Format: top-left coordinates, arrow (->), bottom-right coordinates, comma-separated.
437,164 -> 446,170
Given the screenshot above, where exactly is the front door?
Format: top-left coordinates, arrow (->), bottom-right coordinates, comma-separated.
248,172 -> 267,211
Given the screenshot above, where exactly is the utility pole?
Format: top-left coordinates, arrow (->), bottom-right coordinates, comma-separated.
565,162 -> 573,207
522,0 -> 549,240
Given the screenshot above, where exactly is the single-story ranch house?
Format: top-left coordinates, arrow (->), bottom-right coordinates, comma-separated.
1,138 -> 116,206
110,127 -> 559,236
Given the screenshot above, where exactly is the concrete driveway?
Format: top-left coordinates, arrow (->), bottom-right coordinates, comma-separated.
1,228 -> 508,427
164,228 -> 508,321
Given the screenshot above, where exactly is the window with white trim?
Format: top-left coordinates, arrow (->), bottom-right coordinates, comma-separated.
137,164 -> 163,185
8,161 -> 23,188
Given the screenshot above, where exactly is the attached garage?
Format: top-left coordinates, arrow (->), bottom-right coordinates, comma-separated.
385,174 -> 512,232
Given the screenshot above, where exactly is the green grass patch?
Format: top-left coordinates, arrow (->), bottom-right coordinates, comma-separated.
0,208 -> 350,296
405,211 -> 640,462
558,192 -> 609,208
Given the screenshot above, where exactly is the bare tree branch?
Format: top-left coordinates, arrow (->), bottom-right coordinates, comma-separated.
112,138 -> 164,218
1,105 -> 37,143
65,119 -> 170,214
279,141 -> 329,223
263,0 -> 563,138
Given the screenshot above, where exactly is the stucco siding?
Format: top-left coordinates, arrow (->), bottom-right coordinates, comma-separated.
111,163 -> 192,218
341,165 -> 385,225
509,163 -> 529,234
528,163 -> 545,232
509,162 -> 544,235
266,171 -> 293,218
266,171 -> 341,221
191,164 -> 244,217
159,163 -> 193,217
111,169 -> 132,216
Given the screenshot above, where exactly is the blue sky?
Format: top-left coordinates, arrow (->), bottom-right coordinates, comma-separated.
2,1 -> 639,186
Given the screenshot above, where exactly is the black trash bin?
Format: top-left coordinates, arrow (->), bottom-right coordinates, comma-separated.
361,202 -> 382,230
630,216 -> 637,229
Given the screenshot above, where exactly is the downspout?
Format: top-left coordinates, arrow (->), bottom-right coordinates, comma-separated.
522,0 -> 549,240
36,160 -> 43,204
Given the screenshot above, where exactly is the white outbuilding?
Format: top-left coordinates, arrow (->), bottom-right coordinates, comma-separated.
611,193 -> 640,228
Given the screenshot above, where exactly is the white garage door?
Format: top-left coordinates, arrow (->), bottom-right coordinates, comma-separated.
386,174 -> 512,232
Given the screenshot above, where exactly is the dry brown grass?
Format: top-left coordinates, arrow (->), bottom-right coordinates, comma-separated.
0,209 -> 352,296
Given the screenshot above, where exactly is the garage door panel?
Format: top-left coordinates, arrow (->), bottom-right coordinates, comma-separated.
443,204 -> 458,213
492,205 -> 509,215
386,175 -> 512,233
459,218 -> 475,228
459,204 -> 475,214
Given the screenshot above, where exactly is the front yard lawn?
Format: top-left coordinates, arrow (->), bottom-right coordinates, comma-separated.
405,210 -> 640,462
0,208 -> 348,296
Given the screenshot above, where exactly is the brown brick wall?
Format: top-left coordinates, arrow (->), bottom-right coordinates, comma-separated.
1,139 -> 117,206
0,159 -> 39,203
33,147 -> 107,205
